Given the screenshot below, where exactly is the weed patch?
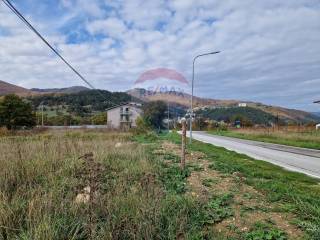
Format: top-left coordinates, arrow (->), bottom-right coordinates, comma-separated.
159,163 -> 190,194
245,222 -> 287,240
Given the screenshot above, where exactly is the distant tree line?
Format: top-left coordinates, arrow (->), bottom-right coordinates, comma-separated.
28,90 -> 136,116
196,107 -> 277,126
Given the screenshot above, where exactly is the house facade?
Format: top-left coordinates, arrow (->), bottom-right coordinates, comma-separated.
106,102 -> 142,129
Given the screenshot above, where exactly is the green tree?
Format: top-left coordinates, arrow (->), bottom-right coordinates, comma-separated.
0,94 -> 36,130
142,101 -> 167,128
91,112 -> 107,125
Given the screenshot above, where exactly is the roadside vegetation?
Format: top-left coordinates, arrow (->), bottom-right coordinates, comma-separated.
1,127 -> 319,239
164,132 -> 320,239
208,128 -> 320,150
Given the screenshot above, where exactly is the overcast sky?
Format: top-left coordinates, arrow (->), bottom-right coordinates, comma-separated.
0,0 -> 320,111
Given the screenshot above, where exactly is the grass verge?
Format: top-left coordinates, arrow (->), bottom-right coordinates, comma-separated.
164,132 -> 320,239
207,129 -> 320,150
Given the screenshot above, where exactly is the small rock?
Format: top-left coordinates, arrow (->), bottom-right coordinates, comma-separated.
115,142 -> 122,148
75,193 -> 90,204
232,171 -> 246,181
83,186 -> 91,194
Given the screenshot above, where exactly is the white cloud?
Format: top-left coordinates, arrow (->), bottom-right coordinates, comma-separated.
0,0 -> 320,111
87,18 -> 127,38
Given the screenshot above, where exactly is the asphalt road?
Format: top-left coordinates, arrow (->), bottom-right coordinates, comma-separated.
185,131 -> 320,179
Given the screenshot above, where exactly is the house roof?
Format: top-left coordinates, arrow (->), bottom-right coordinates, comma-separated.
105,102 -> 142,111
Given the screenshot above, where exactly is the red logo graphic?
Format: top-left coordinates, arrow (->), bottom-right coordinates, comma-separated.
135,68 -> 188,85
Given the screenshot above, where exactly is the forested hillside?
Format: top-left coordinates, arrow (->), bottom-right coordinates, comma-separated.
26,90 -> 137,125
29,90 -> 135,113
196,107 -> 277,125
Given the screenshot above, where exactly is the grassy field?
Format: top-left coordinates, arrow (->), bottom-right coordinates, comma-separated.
1,130 -> 320,239
208,128 -> 320,150
0,130 -> 228,239
163,132 -> 320,239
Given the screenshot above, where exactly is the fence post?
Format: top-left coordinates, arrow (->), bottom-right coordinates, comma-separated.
181,118 -> 186,169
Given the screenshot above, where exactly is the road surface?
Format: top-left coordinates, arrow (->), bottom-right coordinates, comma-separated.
185,131 -> 320,179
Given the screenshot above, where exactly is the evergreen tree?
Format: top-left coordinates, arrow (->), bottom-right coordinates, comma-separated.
0,94 -> 36,130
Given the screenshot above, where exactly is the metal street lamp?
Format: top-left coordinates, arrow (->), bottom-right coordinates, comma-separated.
190,51 -> 220,143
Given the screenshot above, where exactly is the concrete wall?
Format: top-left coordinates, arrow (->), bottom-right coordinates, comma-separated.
107,104 -> 142,129
107,107 -> 121,128
130,107 -> 142,127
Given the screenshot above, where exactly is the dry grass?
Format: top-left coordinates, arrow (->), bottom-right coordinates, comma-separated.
0,130 -> 163,239
2,129 -> 319,239
2,129 -> 233,239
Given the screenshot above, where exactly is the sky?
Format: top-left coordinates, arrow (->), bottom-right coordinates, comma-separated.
0,0 -> 320,111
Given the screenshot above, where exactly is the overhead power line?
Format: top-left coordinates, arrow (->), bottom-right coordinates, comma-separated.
1,0 -> 119,107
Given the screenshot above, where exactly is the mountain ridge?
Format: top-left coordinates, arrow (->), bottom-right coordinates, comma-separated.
0,80 -> 90,96
0,80 -> 318,123
0,80 -> 34,96
127,88 -> 320,123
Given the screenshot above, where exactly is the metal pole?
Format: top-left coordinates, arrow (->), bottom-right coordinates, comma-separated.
167,101 -> 170,132
189,51 -> 220,144
181,118 -> 186,169
190,59 -> 195,143
41,104 -> 44,127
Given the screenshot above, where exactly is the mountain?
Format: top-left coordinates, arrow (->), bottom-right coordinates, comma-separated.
0,81 -> 318,123
0,80 -> 89,96
311,112 -> 320,117
127,88 -> 238,107
0,80 -> 34,96
31,86 -> 90,94
127,88 -> 320,123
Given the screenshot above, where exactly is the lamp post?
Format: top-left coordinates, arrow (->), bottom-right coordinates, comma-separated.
190,51 -> 220,143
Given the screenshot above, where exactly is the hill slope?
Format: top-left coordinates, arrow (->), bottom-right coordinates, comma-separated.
197,107 -> 276,125
0,80 -> 90,96
28,90 -> 136,115
31,86 -> 90,94
127,88 -> 320,123
0,80 -> 33,96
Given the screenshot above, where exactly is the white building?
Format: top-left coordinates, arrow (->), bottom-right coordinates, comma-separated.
106,102 -> 142,129
238,102 -> 247,107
